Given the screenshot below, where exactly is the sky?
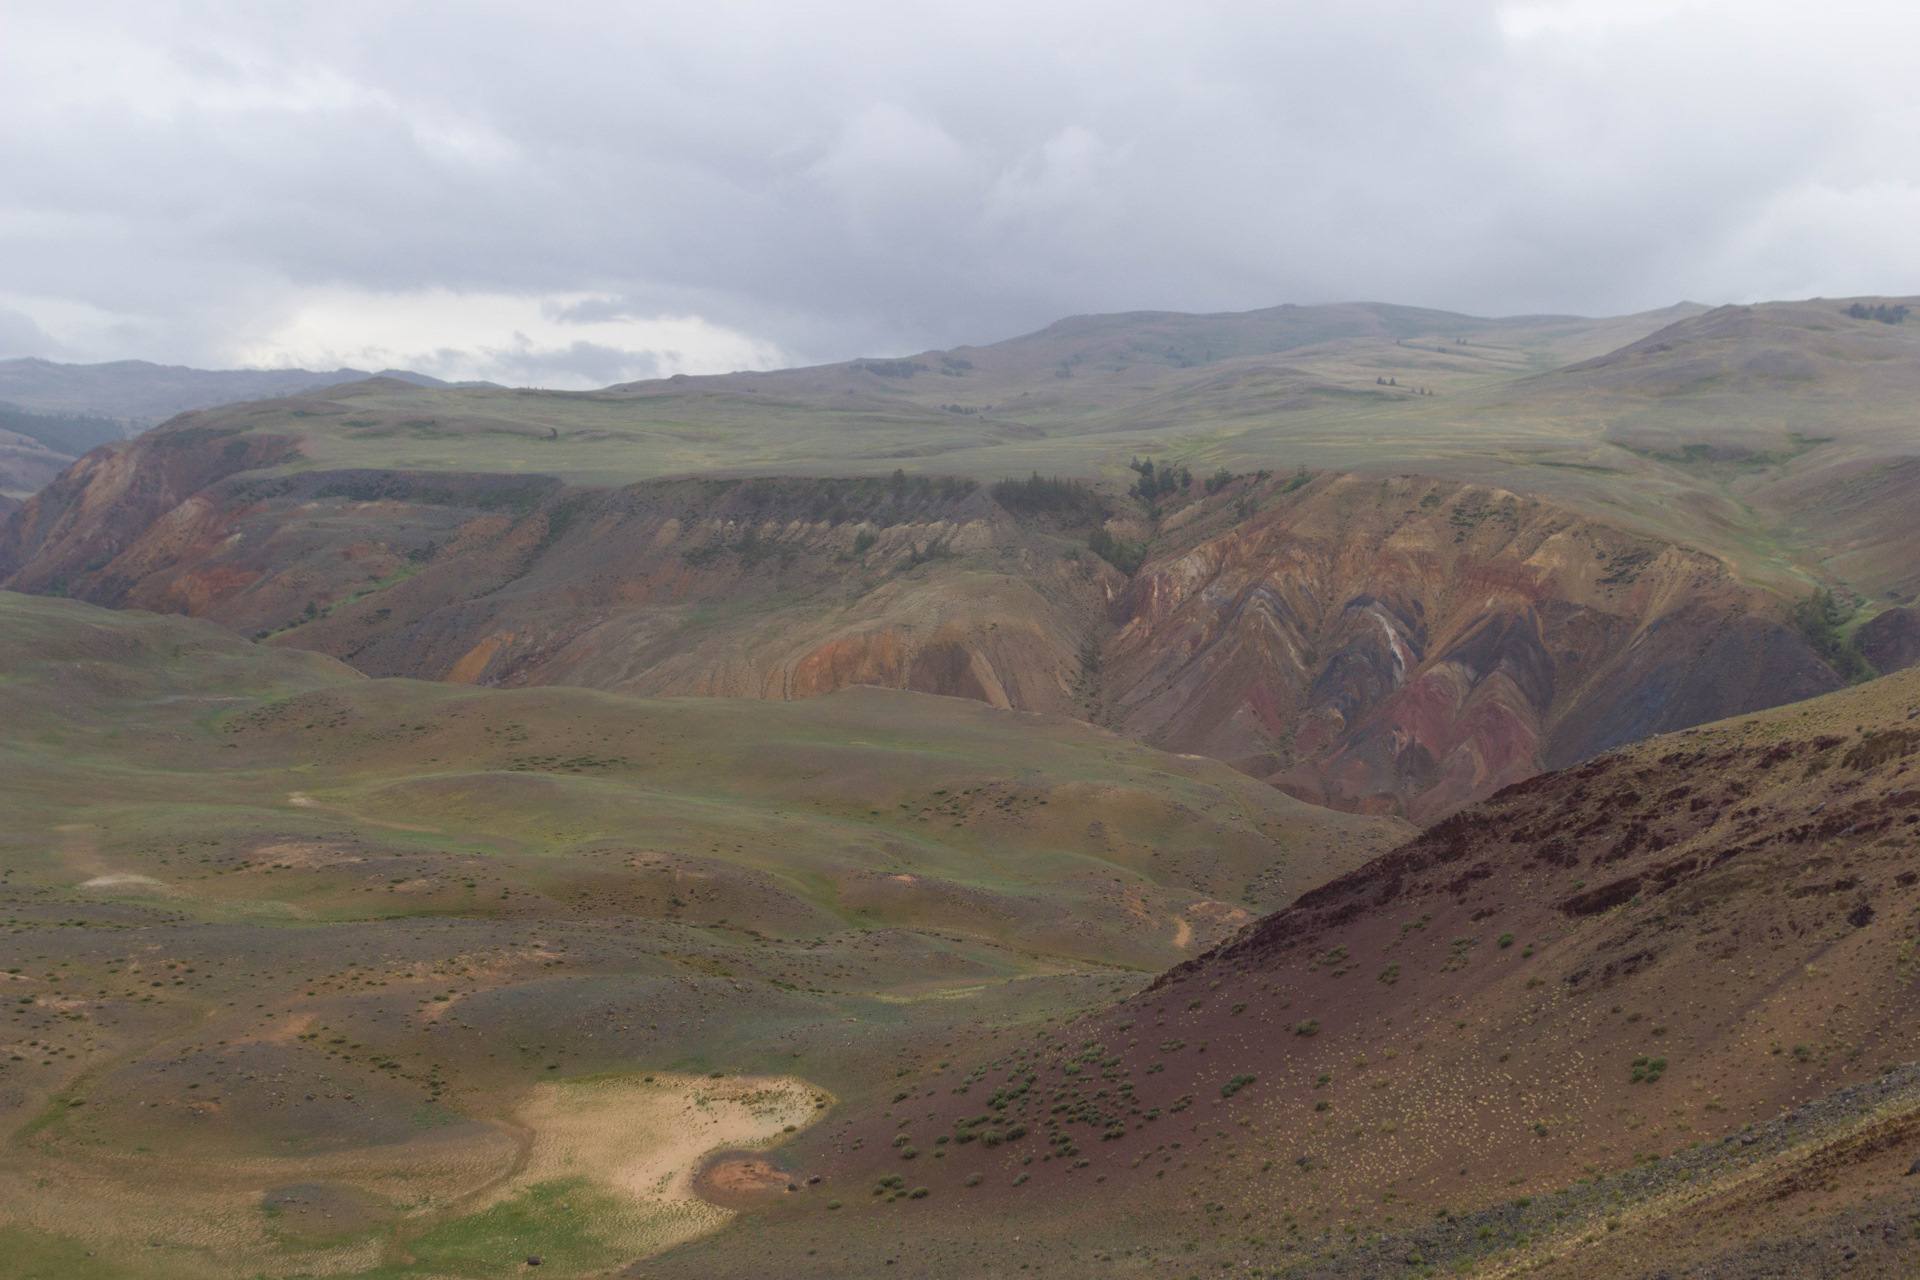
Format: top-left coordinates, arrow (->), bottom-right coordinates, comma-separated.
3,0 -> 1918,389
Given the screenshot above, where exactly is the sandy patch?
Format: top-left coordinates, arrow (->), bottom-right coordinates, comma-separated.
81,873 -> 166,890
246,840 -> 365,868
499,1072 -> 830,1258
1185,899 -> 1252,946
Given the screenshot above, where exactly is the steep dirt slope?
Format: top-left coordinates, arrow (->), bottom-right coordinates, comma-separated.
1,422 -> 1851,819
699,666 -> 1920,1278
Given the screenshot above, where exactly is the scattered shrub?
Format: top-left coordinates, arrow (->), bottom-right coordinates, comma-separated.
1790,589 -> 1871,682
1088,526 -> 1149,575
1844,302 -> 1910,324
1294,1019 -> 1320,1037
1128,457 -> 1191,501
1220,1073 -> 1256,1099
992,473 -> 1104,520
1843,730 -> 1920,770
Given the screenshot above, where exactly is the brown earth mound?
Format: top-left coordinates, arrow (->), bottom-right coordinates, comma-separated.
701,665 -> 1920,1277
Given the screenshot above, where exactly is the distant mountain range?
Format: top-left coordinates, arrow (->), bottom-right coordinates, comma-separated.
0,357 -> 496,455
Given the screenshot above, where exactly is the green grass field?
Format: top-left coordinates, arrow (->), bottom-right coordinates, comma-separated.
148,297 -> 1920,599
0,591 -> 1401,1277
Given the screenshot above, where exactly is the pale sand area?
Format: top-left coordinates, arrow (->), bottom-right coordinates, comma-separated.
500,1072 -> 832,1257
0,1072 -> 829,1277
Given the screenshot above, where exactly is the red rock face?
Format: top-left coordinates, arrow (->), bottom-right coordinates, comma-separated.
1103,475 -> 1839,818
1,432 -> 1844,821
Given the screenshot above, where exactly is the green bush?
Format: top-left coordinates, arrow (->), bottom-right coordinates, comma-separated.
1844,302 -> 1910,324
1789,589 -> 1872,681
1088,526 -> 1149,575
1128,457 -> 1191,502
992,473 -> 1104,520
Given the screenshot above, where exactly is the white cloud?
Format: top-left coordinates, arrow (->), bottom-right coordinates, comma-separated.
3,0 -> 1919,380
228,289 -> 790,389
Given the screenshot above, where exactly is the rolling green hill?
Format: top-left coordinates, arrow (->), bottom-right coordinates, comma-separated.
0,590 -> 1402,1277
60,295 -> 1912,597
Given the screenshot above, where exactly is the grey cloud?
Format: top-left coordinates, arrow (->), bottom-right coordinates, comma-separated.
4,1 -> 1917,379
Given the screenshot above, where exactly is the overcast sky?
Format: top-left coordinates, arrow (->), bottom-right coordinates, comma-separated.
4,1 -> 1918,388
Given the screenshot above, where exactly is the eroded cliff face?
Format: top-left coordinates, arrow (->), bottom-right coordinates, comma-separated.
0,426 -> 1843,820
0,452 -> 1111,721
1105,474 -> 1838,820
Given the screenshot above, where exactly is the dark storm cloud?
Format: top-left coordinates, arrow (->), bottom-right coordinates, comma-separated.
3,1 -> 1916,385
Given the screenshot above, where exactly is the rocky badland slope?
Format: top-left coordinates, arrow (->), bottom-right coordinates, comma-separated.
0,418 -> 1859,819
708,666 -> 1920,1278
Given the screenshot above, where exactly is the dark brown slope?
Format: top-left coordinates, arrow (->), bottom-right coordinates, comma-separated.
676,666 -> 1920,1278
